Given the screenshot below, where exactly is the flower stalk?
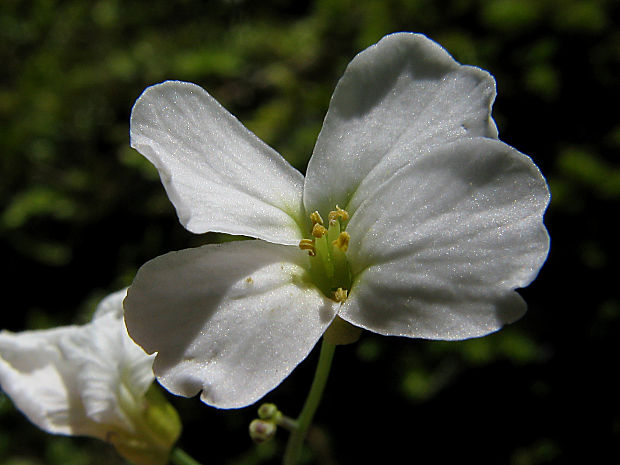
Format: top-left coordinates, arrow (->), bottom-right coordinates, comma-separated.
283,338 -> 336,465
170,447 -> 203,465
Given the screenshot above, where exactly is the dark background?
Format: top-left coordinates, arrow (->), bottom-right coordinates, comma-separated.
1,0 -> 618,464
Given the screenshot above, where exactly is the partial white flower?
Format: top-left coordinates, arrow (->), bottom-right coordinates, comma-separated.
0,289 -> 181,465
124,33 -> 550,409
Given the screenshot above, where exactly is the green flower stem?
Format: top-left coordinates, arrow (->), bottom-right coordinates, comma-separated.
282,338 -> 336,465
170,447 -> 203,465
277,415 -> 300,432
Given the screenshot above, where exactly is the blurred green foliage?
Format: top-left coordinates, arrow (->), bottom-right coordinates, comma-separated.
1,0 -> 618,464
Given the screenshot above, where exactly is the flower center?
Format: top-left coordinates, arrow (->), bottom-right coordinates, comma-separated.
299,206 -> 352,302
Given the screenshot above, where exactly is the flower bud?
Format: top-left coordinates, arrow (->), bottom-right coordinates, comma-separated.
249,419 -> 277,444
257,402 -> 282,422
108,384 -> 182,465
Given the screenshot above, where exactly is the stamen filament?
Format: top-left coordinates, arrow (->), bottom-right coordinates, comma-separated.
326,218 -> 341,246
314,234 -> 334,279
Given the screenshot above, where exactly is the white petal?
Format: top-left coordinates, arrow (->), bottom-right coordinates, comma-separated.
92,287 -> 128,320
304,33 -> 498,218
62,310 -> 155,432
89,287 -> 156,418
0,326 -> 100,438
131,81 -> 305,245
341,138 -> 550,339
124,240 -> 338,409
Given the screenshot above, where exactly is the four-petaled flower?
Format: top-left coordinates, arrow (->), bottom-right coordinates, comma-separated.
124,33 -> 550,409
0,289 -> 181,465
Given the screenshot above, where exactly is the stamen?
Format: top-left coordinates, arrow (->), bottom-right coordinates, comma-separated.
333,288 -> 348,302
303,205 -> 352,300
332,231 -> 350,252
312,223 -> 328,238
310,211 -> 324,226
299,239 -> 316,256
328,205 -> 349,223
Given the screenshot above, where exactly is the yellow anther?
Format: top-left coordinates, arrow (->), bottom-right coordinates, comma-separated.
299,239 -> 316,256
328,205 -> 349,223
312,223 -> 328,238
333,288 -> 348,302
310,211 -> 324,226
332,231 -> 350,252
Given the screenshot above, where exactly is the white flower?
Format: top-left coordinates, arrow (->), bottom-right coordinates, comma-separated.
0,289 -> 181,465
124,33 -> 550,409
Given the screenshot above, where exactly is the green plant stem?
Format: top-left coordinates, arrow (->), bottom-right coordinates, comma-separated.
170,447 -> 203,465
282,338 -> 336,465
